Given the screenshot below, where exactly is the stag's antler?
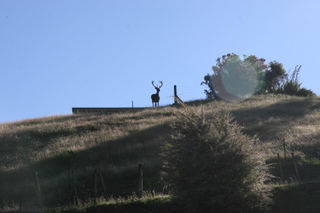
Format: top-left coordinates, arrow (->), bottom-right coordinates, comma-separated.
152,81 -> 163,88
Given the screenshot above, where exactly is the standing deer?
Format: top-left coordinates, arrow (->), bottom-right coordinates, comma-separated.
151,81 -> 163,107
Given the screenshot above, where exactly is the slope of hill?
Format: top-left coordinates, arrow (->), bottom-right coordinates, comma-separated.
1,94 -> 320,211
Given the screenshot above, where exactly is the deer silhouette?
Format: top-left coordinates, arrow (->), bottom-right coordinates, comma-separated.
151,81 -> 163,107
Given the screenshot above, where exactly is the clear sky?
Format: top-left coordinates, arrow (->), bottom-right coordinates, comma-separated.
1,0 -> 320,123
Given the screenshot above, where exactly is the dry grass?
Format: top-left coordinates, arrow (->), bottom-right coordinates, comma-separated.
1,94 -> 320,210
0,108 -> 173,171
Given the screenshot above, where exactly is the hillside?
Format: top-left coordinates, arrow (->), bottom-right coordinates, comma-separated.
1,94 -> 320,212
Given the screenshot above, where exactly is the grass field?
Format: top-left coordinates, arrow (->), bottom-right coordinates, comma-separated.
1,94 -> 320,212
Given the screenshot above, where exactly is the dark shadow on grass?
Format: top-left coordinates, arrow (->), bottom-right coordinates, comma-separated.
271,182 -> 320,213
0,122 -> 172,207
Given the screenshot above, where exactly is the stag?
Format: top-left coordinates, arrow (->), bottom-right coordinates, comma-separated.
151,81 -> 163,107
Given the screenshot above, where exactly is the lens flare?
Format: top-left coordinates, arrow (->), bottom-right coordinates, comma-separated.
212,60 -> 264,103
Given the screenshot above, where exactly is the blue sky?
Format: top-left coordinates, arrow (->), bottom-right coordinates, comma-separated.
1,0 -> 320,123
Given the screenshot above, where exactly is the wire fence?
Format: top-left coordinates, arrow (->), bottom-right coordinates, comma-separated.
128,84 -> 206,107
1,152 -> 320,211
0,163 -> 162,211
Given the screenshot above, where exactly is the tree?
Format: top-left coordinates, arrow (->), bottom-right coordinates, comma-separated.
203,54 -> 316,99
161,106 -> 272,212
202,53 -> 268,102
265,61 -> 287,93
201,73 -> 218,99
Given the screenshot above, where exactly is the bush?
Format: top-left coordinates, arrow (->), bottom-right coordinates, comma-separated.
161,106 -> 272,213
275,65 -> 316,97
297,88 -> 316,97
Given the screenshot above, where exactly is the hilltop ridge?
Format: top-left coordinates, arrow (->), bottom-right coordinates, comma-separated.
1,94 -> 320,211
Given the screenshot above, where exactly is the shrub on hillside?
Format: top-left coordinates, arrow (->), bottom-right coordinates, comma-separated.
275,65 -> 316,97
161,106 -> 272,213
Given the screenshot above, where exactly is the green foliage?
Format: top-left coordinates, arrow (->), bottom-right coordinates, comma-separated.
202,54 -> 316,101
161,106 -> 272,212
297,87 -> 316,97
214,54 -> 267,96
276,65 -> 316,97
200,73 -> 217,99
265,61 -> 287,93
202,53 -> 268,102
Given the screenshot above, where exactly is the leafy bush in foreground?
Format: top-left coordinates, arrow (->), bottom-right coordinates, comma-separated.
161,106 -> 272,212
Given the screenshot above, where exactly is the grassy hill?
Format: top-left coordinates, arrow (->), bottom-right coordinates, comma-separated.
1,94 -> 320,212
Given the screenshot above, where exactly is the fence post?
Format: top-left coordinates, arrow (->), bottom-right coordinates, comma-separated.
72,170 -> 79,206
94,169 -> 98,205
68,158 -> 71,191
291,153 -> 300,181
99,169 -> 107,197
19,174 -> 27,211
34,171 -> 43,209
277,153 -> 284,181
0,177 -> 4,209
174,85 -> 177,104
138,164 -> 143,198
283,139 -> 287,162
